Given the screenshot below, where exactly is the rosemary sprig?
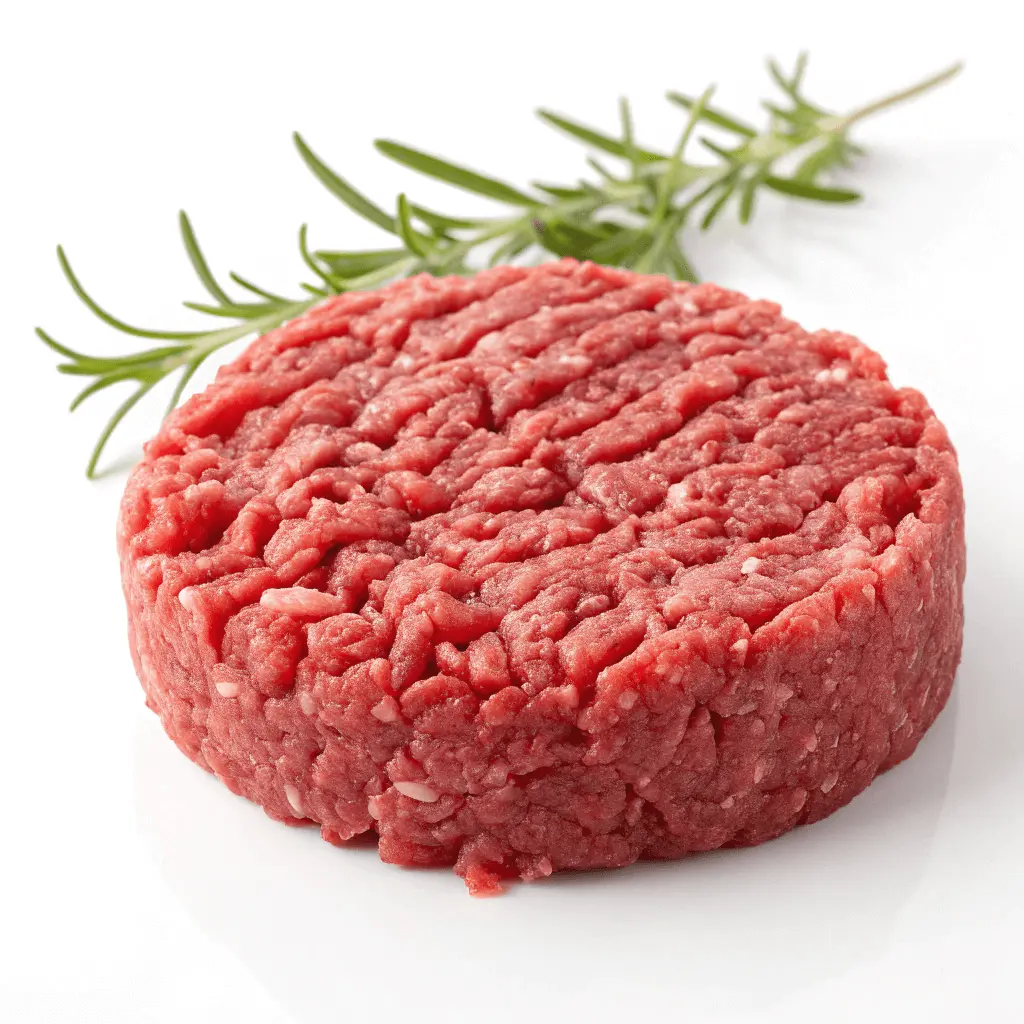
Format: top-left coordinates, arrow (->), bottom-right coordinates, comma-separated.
39,55 -> 961,477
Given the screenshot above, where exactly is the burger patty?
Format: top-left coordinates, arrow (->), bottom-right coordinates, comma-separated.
119,259 -> 965,894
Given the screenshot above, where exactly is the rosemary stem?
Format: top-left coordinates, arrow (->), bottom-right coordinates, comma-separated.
175,301 -> 314,370
826,62 -> 963,133
470,217 -> 526,245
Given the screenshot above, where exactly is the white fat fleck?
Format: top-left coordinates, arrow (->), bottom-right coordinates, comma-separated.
666,482 -> 693,508
804,733 -> 818,753
753,758 -> 770,784
895,710 -> 909,728
260,588 -> 343,617
720,796 -> 735,809
862,584 -> 876,606
776,406 -> 808,424
815,366 -> 850,384
731,638 -> 750,657
664,592 -> 700,620
820,772 -> 839,794
740,557 -> 761,576
367,796 -> 382,820
370,698 -> 400,723
178,587 -> 196,611
735,702 -> 758,715
298,692 -> 316,716
284,784 -> 304,817
215,680 -> 239,698
617,690 -> 638,710
394,781 -> 439,803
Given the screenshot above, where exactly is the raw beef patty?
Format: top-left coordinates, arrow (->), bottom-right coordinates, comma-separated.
119,259 -> 965,894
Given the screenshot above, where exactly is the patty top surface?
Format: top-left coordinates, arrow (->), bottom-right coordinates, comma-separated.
120,259 -> 956,705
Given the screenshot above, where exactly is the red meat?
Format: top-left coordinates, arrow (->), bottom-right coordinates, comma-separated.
119,260 -> 965,894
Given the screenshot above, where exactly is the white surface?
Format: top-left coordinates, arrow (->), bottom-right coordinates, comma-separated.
2,2 -> 1022,1021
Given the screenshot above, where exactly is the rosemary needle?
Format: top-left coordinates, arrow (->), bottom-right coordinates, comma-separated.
38,54 -> 962,477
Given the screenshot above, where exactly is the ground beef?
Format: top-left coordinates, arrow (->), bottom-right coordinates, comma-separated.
119,259 -> 965,895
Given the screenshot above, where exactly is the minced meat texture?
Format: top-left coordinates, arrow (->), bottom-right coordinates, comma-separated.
119,259 -> 965,894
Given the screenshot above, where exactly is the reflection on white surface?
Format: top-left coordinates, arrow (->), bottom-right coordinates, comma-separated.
134,687 -> 957,1023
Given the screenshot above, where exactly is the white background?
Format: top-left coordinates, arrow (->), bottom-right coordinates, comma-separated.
2,2 -> 1022,1021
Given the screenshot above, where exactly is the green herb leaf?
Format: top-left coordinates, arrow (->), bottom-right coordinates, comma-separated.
228,273 -> 290,305
619,96 -> 641,176
317,248 -> 411,278
55,248 -> 205,341
299,224 -> 342,292
395,193 -> 431,258
763,175 -> 861,203
701,172 -> 741,229
532,182 -> 590,200
86,380 -> 159,479
791,52 -> 810,92
166,353 -> 211,415
179,212 -> 234,306
488,232 -> 533,267
699,137 -> 740,163
793,140 -> 846,182
375,140 -> 538,206
537,109 -> 665,162
294,133 -> 396,233
767,58 -> 799,100
407,204 -> 481,233
739,167 -> 768,224
182,300 -> 279,319
666,92 -> 757,138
